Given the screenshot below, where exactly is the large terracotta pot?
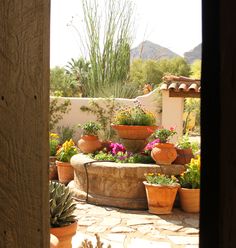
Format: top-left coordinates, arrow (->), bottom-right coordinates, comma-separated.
178,187 -> 200,213
50,221 -> 77,248
56,161 -> 74,184
78,135 -> 102,154
111,125 -> 157,152
111,124 -> 157,140
143,181 -> 179,214
49,156 -> 58,180
151,143 -> 177,165
173,148 -> 194,165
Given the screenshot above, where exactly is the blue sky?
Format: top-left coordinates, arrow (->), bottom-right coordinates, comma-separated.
50,0 -> 202,67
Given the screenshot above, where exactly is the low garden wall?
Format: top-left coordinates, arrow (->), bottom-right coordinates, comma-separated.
68,154 -> 186,210
50,89 -> 162,142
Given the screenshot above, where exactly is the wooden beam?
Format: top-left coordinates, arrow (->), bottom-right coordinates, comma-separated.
169,91 -> 200,98
0,0 -> 50,247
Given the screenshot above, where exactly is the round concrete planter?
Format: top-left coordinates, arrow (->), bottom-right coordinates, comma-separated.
69,154 -> 186,210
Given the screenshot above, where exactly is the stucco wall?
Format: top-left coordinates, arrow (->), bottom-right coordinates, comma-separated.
161,91 -> 184,143
51,89 -> 162,142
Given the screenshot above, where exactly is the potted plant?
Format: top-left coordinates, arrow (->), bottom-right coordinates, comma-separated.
178,155 -> 200,213
173,134 -> 194,165
143,173 -> 180,214
151,127 -> 177,165
49,181 -> 77,248
111,101 -> 157,152
49,132 -> 60,180
77,121 -> 102,153
56,139 -> 78,184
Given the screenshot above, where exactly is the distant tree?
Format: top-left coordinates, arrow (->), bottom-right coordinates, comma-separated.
190,59 -> 201,79
65,58 -> 90,97
130,57 -> 191,88
69,0 -> 135,97
50,66 -> 81,97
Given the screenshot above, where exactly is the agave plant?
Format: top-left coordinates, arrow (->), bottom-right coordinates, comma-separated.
49,181 -> 77,227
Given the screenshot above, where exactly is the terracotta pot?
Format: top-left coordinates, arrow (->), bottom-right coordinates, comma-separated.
49,156 -> 58,180
178,187 -> 200,213
56,161 -> 74,184
78,135 -> 102,154
120,138 -> 148,153
143,181 -> 179,214
151,143 -> 177,165
173,148 -> 194,165
50,221 -> 77,248
111,125 -> 157,140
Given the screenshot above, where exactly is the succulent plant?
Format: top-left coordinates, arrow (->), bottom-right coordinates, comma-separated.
49,181 -> 77,227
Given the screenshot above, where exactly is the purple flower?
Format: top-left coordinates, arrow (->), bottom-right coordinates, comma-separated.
108,143 -> 126,155
144,139 -> 160,151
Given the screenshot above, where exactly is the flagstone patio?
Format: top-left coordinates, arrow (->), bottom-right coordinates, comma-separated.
72,200 -> 199,248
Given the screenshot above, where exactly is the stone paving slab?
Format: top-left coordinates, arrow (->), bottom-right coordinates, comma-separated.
72,201 -> 199,248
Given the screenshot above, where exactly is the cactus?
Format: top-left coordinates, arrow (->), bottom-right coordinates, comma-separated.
79,234 -> 111,248
49,181 -> 77,227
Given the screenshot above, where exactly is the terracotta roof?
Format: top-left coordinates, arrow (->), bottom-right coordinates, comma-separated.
160,75 -> 201,93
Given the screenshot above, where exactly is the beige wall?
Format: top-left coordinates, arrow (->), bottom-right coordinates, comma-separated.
51,89 -> 185,144
51,89 -> 162,142
161,90 -> 184,143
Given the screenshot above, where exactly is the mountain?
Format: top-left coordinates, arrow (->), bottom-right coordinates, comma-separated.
184,44 -> 202,64
130,40 -> 180,61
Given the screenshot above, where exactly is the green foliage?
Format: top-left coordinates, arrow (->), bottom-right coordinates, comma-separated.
94,81 -> 141,99
190,141 -> 200,155
176,134 -> 192,149
113,102 -> 156,126
91,151 -> 154,164
79,121 -> 101,136
50,66 -> 81,97
80,98 -> 118,141
130,57 -> 191,88
49,133 -> 60,156
57,126 -> 76,144
49,98 -> 71,131
49,181 -> 77,227
153,128 -> 177,143
184,98 -> 200,134
190,59 -> 201,79
176,134 -> 200,154
144,173 -> 179,186
65,58 -> 91,97
56,139 -> 78,162
69,0 -> 135,97
92,151 -> 116,162
179,156 -> 200,189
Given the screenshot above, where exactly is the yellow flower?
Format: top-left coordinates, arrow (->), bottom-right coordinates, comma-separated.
50,132 -> 59,139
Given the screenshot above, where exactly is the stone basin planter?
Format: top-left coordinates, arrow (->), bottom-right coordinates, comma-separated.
68,154 -> 186,210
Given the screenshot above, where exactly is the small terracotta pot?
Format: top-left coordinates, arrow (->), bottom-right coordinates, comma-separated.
151,143 -> 177,165
143,181 -> 179,214
78,135 -> 102,154
173,148 -> 194,165
111,125 -> 157,140
56,161 -> 74,184
178,187 -> 200,213
50,221 -> 77,248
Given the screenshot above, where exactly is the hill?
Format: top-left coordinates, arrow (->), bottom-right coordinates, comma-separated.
130,40 -> 180,61
184,44 -> 202,64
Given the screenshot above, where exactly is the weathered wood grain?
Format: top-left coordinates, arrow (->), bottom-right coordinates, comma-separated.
0,0 -> 50,247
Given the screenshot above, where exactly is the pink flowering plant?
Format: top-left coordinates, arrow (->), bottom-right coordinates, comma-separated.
153,127 -> 177,143
90,142 -> 154,164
